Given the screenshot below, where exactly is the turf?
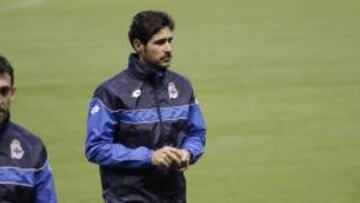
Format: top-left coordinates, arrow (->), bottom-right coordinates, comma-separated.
1,0 -> 360,202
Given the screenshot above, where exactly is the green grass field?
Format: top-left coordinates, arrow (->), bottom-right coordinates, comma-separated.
1,0 -> 360,202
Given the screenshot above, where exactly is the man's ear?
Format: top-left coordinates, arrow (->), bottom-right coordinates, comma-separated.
133,39 -> 144,54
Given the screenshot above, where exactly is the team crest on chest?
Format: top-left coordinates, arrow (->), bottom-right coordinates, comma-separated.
168,82 -> 179,100
10,139 -> 24,160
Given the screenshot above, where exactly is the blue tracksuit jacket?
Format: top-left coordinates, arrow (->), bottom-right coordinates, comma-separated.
0,117 -> 57,203
85,54 -> 206,203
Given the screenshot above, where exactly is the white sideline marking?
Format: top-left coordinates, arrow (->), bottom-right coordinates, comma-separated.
0,0 -> 44,13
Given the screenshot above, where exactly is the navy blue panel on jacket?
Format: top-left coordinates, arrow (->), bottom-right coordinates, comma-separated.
86,54 -> 206,203
0,117 -> 57,203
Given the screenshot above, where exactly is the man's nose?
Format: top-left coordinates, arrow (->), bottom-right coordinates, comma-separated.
164,42 -> 172,52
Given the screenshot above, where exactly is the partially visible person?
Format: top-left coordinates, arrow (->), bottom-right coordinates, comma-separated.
0,55 -> 57,203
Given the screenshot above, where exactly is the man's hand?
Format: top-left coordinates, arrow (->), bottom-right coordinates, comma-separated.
151,146 -> 182,168
151,147 -> 191,172
177,149 -> 191,172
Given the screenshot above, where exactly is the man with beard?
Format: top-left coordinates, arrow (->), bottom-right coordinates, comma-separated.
85,10 -> 207,202
0,55 -> 57,203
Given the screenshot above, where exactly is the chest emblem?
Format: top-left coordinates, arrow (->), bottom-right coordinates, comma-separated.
132,89 -> 141,98
168,82 -> 179,100
10,139 -> 24,160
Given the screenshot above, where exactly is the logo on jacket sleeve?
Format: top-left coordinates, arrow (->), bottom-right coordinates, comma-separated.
10,139 -> 24,160
91,105 -> 100,115
168,82 -> 179,100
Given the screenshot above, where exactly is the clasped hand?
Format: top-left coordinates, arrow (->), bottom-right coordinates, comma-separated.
151,146 -> 190,172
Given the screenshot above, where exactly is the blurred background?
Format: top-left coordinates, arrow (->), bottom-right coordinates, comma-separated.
1,0 -> 359,202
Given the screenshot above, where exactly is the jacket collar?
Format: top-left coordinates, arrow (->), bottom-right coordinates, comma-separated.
128,53 -> 166,84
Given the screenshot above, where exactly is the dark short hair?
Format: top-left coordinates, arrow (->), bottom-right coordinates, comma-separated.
0,55 -> 14,86
128,10 -> 175,47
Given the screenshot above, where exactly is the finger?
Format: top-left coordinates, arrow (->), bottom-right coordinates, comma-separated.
180,166 -> 188,172
162,155 -> 172,168
164,151 -> 181,166
165,147 -> 183,158
179,150 -> 190,162
158,157 -> 169,168
163,147 -> 183,163
177,164 -> 188,172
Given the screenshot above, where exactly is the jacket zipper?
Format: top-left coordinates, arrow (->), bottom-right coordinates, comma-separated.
152,82 -> 170,192
153,84 -> 165,148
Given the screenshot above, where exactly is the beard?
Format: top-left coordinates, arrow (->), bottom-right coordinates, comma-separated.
0,108 -> 9,124
143,48 -> 172,69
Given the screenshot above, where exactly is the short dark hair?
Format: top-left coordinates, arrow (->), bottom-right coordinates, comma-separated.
0,55 -> 14,86
128,10 -> 175,47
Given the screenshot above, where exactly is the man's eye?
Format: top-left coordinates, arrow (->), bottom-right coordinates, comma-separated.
155,39 -> 166,45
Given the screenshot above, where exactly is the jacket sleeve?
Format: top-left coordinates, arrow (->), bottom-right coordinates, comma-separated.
35,153 -> 57,203
182,93 -> 207,164
85,96 -> 153,168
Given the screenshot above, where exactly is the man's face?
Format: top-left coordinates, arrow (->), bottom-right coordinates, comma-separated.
0,73 -> 15,124
137,27 -> 173,69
